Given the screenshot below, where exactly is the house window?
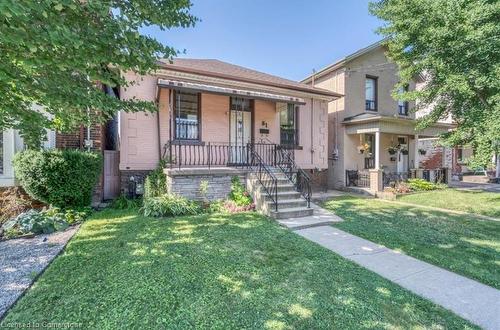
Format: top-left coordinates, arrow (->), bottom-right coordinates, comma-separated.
457,148 -> 464,163
174,91 -> 200,140
0,131 -> 3,174
279,103 -> 298,146
365,76 -> 377,111
398,85 -> 409,116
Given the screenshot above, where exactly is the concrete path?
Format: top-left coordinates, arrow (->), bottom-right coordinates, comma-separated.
279,213 -> 500,329
449,180 -> 500,193
276,202 -> 343,230
0,226 -> 79,319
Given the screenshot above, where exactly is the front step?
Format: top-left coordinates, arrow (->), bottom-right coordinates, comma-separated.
270,207 -> 314,219
266,198 -> 307,210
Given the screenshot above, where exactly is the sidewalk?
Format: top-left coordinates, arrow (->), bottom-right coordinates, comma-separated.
280,210 -> 500,330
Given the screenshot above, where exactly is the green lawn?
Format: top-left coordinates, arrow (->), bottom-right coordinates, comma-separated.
323,196 -> 500,289
398,189 -> 500,218
3,210 -> 474,329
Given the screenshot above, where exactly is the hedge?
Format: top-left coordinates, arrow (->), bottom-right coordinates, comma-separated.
13,149 -> 102,208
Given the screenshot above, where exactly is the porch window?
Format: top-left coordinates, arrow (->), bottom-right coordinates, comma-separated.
0,131 -> 3,174
365,76 -> 377,111
174,90 -> 200,141
398,85 -> 409,115
279,103 -> 298,146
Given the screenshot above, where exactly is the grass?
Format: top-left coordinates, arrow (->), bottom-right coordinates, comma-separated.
2,209 -> 475,329
323,195 -> 500,289
398,189 -> 500,218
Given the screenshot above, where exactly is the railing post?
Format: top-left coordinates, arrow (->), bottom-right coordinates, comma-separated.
208,142 -> 211,170
178,144 -> 181,170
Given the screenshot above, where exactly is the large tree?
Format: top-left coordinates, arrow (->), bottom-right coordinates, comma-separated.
0,0 -> 197,147
370,0 -> 500,173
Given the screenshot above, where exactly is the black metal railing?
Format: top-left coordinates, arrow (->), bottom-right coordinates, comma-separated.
365,100 -> 376,111
423,168 -> 448,184
175,119 -> 199,140
345,170 -> 370,188
163,142 -> 277,169
398,104 -> 409,116
364,158 -> 375,169
277,148 -> 311,208
280,128 -> 298,146
250,148 -> 278,212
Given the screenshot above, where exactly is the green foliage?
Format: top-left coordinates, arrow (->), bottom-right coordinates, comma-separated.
144,166 -> 167,199
2,209 -> 473,328
13,149 -> 102,208
0,1 -> 197,147
370,0 -> 500,168
407,179 -> 444,191
141,194 -> 202,217
111,195 -> 143,210
228,176 -> 252,206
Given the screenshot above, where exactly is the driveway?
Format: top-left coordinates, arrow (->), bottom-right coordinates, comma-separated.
449,180 -> 500,193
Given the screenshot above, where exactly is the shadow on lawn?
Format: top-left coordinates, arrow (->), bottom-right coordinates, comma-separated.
3,209 -> 473,329
324,195 -> 500,289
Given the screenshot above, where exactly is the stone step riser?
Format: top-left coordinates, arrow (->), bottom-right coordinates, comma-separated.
270,208 -> 314,219
266,200 -> 307,210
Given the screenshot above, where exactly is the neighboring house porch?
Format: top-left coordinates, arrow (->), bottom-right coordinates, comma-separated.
342,114 -> 454,192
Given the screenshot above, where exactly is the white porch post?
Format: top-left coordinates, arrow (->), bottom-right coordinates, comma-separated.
375,131 -> 380,170
414,134 -> 419,169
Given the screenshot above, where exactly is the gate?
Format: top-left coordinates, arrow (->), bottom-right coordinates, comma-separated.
103,150 -> 120,200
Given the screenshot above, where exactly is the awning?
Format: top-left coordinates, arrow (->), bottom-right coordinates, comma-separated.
157,79 -> 306,104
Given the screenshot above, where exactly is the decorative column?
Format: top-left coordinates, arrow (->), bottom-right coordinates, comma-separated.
414,134 -> 419,169
370,131 -> 383,193
375,131 -> 380,170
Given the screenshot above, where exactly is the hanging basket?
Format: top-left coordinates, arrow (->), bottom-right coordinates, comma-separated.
418,148 -> 427,155
388,147 -> 397,155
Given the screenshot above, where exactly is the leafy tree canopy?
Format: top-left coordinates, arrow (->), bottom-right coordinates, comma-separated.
0,0 -> 197,147
370,0 -> 499,168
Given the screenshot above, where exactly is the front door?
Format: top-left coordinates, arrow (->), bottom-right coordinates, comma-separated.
397,136 -> 409,173
230,98 -> 252,164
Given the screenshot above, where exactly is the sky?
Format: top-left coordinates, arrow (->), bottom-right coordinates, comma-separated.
142,0 -> 384,81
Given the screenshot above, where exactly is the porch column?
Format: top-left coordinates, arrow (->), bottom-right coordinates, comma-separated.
414,134 -> 419,169
375,131 -> 380,170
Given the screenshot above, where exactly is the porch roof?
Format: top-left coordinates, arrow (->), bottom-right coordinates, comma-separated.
157,78 -> 306,104
342,113 -> 455,137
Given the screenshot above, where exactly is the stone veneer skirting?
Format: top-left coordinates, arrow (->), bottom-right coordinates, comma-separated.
164,167 -> 249,201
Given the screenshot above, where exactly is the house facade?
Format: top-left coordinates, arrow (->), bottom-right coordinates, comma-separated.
118,59 -> 340,217
302,41 -> 455,192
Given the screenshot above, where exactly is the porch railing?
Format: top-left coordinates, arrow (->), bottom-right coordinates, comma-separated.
163,142 -> 277,169
345,170 -> 370,188
250,148 -> 278,212
364,158 -> 375,169
383,171 -> 410,188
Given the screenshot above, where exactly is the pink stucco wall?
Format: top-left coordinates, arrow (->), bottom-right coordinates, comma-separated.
119,74 -> 329,171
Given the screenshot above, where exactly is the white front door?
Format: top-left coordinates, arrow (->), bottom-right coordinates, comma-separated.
397,136 -> 409,173
229,98 -> 252,164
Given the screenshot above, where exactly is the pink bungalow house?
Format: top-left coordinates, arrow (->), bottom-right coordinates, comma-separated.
118,59 -> 341,218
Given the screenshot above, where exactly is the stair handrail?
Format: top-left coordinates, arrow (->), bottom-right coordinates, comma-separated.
277,148 -> 312,208
249,147 -> 279,212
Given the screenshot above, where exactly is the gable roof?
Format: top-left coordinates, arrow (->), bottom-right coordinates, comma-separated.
157,58 -> 342,98
302,39 -> 387,84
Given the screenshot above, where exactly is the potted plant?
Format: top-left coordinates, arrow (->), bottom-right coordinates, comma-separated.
357,143 -> 369,154
418,148 -> 427,155
387,146 -> 397,155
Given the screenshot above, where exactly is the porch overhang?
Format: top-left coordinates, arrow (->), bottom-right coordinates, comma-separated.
343,114 -> 455,137
157,78 -> 306,104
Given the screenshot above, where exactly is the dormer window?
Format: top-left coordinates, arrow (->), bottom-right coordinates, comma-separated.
365,76 -> 377,111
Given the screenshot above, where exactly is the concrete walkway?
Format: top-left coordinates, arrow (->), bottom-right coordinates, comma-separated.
280,210 -> 500,329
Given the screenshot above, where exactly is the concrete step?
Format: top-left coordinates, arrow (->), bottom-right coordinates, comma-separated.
270,207 -> 314,219
261,191 -> 301,201
267,198 -> 308,210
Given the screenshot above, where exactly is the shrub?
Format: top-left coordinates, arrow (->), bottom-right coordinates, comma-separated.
408,178 -> 443,191
228,176 -> 252,206
110,195 -> 143,209
13,150 -> 102,208
141,194 -> 202,217
144,165 -> 167,199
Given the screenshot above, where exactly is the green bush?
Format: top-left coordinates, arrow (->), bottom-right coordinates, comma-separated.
144,165 -> 167,199
408,178 -> 443,191
228,176 -> 252,206
110,195 -> 143,209
141,194 -> 202,217
13,150 -> 102,208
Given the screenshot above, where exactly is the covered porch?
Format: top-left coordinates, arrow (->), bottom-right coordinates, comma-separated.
342,114 -> 454,192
